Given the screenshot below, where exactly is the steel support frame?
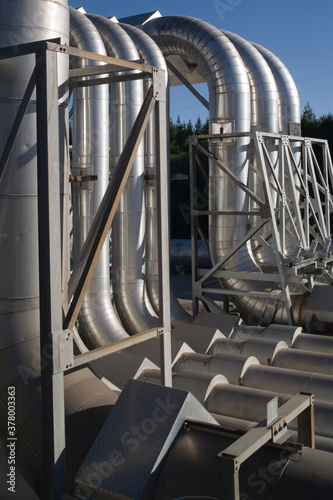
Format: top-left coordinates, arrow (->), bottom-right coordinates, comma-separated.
217,393 -> 314,500
0,38 -> 67,500
189,131 -> 333,320
36,43 -> 66,500
0,39 -> 172,498
189,133 -> 294,321
258,132 -> 333,282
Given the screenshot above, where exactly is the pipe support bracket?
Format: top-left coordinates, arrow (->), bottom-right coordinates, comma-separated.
52,329 -> 74,374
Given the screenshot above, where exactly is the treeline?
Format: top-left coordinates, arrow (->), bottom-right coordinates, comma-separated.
170,116 -> 209,154
301,102 -> 333,156
170,116 -> 209,239
170,104 -> 333,155
170,104 -> 333,239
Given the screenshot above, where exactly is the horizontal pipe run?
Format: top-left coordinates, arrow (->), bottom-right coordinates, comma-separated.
208,337 -> 288,365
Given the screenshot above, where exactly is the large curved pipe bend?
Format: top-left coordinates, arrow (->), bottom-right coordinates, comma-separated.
120,22 -> 192,324
70,7 -> 128,347
86,14 -> 160,335
221,30 -> 296,268
0,3 -> 120,497
144,17 -> 309,326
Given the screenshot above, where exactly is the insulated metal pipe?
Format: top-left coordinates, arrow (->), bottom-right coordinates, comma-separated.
208,337 -> 288,365
293,333 -> 333,354
206,382 -> 333,440
251,42 -> 301,135
222,31 -> 279,134
173,350 -> 333,441
243,364 -> 333,403
252,41 -> 302,206
69,7 -> 128,347
138,368 -> 228,403
206,383 -> 289,421
87,14 -> 159,335
272,347 -> 333,376
119,23 -> 192,324
232,324 -> 333,354
174,347 -> 333,403
231,323 -> 303,346
140,362 -> 333,440
221,30 -> 295,268
151,421 -> 333,500
173,351 -> 260,384
143,17 -> 309,327
0,0 -> 70,491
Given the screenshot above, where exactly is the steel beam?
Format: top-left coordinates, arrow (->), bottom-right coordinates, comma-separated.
255,132 -> 295,325
190,138 -> 200,317
154,69 -> 172,387
69,72 -> 151,88
56,43 -> 155,73
217,394 -> 314,500
36,45 -> 66,500
74,328 -> 163,367
166,59 -> 209,110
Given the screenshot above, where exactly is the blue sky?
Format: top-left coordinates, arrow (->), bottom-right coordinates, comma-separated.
68,0 -> 333,124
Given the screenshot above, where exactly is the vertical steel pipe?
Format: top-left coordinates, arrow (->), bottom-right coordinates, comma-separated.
86,14 -> 159,335
70,7 -> 128,346
120,22 -> 192,324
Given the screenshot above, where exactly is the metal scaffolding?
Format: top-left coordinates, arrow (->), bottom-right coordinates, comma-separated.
190,131 -> 333,322
0,39 -> 171,499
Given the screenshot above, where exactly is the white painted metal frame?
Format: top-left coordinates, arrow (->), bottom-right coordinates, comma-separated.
190,132 -> 333,322
256,132 -> 333,283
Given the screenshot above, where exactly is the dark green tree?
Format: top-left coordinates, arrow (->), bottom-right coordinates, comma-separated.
194,116 -> 203,135
301,103 -> 333,157
302,101 -> 316,124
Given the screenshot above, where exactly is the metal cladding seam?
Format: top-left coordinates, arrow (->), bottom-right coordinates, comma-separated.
143,16 -> 307,326
120,21 -> 192,324
69,7 -> 128,347
86,13 -> 160,335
